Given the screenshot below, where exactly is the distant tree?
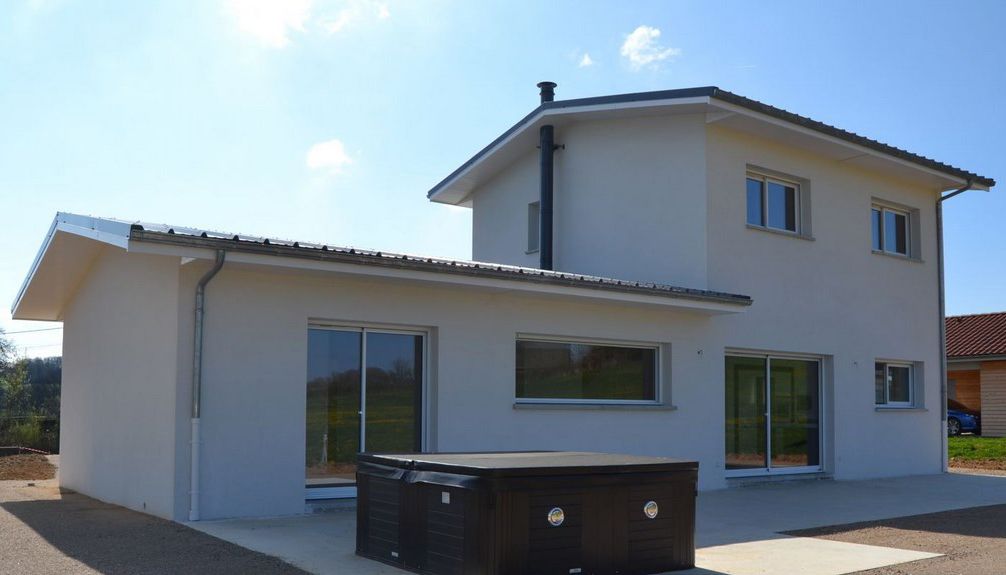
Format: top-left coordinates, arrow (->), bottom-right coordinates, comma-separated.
0,328 -> 13,375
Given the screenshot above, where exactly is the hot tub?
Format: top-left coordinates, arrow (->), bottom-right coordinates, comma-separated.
356,451 -> 697,575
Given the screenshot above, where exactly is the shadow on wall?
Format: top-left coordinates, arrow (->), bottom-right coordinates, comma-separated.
1,490 -> 309,575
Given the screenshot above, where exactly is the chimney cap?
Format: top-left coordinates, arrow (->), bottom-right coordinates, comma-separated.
537,81 -> 557,104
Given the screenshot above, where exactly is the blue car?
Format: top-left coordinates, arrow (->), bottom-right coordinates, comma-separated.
948,399 -> 980,436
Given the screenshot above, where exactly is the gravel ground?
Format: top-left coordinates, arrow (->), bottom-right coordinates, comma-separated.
0,478 -> 309,575
0,454 -> 56,480
789,504 -> 1006,575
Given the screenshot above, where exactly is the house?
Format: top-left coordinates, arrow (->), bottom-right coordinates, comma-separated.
11,85 -> 995,522
947,312 -> 1006,436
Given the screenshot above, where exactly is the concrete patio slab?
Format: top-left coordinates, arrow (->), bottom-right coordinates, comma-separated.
189,472 -> 1006,575
690,537 -> 939,575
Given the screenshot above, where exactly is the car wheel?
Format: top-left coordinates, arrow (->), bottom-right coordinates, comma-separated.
948,417 -> 961,437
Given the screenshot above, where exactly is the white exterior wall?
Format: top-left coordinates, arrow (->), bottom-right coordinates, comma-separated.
472,114 -> 709,289
704,125 -> 943,480
60,248 -> 181,519
183,264 -> 723,519
471,151 -> 540,268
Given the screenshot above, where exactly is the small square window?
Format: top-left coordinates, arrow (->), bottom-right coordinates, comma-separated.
872,205 -> 911,257
746,172 -> 800,233
527,201 -> 540,253
875,362 -> 914,407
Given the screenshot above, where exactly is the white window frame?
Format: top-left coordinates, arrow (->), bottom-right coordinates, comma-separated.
746,171 -> 802,234
872,205 -> 911,257
514,335 -> 662,406
526,201 -> 540,254
875,361 -> 914,408
305,322 -> 430,500
724,350 -> 825,478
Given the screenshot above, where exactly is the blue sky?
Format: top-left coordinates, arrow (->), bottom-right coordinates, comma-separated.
2,0 -> 1003,357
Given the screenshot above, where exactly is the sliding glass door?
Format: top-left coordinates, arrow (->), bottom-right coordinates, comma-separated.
725,354 -> 821,475
306,327 -> 424,498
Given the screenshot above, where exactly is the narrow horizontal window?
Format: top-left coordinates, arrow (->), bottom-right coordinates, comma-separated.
516,339 -> 657,402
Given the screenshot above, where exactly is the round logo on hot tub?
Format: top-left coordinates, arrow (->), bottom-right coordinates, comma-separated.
547,507 -> 565,526
643,500 -> 659,519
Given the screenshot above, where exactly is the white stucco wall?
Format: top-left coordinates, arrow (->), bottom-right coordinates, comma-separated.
179,262 -> 724,519
471,114 -> 709,289
704,125 -> 943,480
60,248 -> 181,519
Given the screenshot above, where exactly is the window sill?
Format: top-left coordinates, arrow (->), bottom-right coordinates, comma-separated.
746,224 -> 814,241
875,406 -> 927,412
513,402 -> 677,412
871,250 -> 924,264
525,249 -> 539,255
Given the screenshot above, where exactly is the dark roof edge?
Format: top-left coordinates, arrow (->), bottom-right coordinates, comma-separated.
131,228 -> 752,307
427,86 -> 994,199
947,354 -> 1006,362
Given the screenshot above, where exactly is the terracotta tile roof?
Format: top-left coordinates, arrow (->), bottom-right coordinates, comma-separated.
946,312 -> 1006,358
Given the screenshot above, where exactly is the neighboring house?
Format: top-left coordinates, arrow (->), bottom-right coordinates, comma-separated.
947,312 -> 1006,436
11,85 -> 995,522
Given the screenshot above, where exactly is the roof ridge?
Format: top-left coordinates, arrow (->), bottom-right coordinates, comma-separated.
947,311 -> 1006,320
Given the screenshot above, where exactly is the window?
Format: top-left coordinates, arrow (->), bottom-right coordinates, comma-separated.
875,362 -> 913,407
527,201 -> 540,253
871,205 -> 910,256
746,173 -> 799,233
515,338 -> 658,403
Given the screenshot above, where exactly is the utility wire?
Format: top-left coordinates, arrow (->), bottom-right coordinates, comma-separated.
2,327 -> 63,335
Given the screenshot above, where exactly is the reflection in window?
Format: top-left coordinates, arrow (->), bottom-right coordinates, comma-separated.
872,205 -> 911,256
516,339 -> 657,402
746,173 -> 799,233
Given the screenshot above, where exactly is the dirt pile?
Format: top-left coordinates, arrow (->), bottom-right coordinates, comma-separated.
0,453 -> 55,480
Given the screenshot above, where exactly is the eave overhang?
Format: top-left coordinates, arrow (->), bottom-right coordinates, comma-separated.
11,213 -> 133,321
12,214 -> 753,320
427,87 -> 995,206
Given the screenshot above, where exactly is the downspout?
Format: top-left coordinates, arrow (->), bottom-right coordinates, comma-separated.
537,81 -> 557,270
937,180 -> 972,473
189,250 -> 226,521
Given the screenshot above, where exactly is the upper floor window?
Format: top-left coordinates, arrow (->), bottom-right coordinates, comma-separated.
527,201 -> 540,253
873,201 -> 921,257
746,172 -> 800,233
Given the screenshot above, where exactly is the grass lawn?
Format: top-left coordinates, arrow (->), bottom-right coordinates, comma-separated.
948,436 -> 1006,470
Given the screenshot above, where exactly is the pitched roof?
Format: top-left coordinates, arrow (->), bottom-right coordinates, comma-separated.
428,86 -> 994,203
12,213 -> 752,320
946,312 -> 1006,358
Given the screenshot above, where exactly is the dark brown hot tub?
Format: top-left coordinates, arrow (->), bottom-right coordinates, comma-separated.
356,451 -> 697,575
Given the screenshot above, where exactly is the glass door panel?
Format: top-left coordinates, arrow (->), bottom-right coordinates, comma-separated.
769,359 -> 820,469
306,329 -> 362,486
725,356 -> 767,470
363,332 -> 423,454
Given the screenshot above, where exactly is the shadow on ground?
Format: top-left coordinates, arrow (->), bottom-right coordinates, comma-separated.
787,503 -> 1006,541
1,489 -> 309,575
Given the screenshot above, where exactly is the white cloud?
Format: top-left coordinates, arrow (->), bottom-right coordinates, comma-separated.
321,1 -> 390,33
306,139 -> 353,174
224,0 -> 314,48
578,52 -> 594,68
620,25 -> 681,70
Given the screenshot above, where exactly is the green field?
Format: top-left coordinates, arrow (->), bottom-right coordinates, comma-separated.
948,436 -> 1006,462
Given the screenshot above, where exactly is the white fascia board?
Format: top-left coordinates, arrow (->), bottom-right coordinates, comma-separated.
10,213 -> 132,315
139,244 -> 747,314
710,100 -> 980,190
